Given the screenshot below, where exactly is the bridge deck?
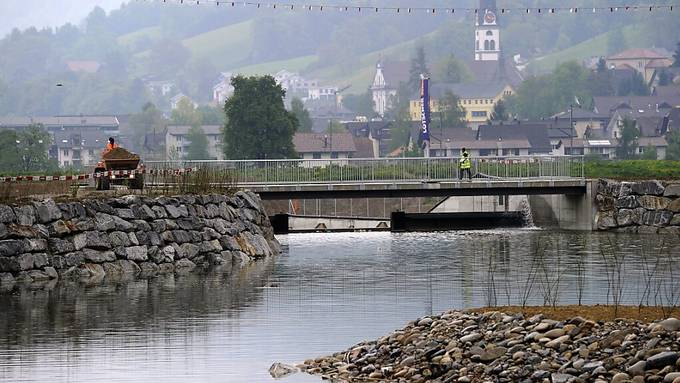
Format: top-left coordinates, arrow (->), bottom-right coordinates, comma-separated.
245,179 -> 587,200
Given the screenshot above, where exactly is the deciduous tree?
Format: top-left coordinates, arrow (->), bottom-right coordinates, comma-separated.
223,75 -> 298,159
616,118 -> 639,159
186,126 -> 211,160
290,98 -> 313,133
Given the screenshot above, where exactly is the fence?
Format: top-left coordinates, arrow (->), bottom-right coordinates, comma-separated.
145,156 -> 585,185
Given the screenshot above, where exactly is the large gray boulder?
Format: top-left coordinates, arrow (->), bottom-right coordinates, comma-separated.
638,196 -> 671,210
631,180 -> 665,196
73,231 -> 111,250
32,199 -> 62,223
641,210 -> 673,227
0,205 -> 17,223
664,184 -> 680,197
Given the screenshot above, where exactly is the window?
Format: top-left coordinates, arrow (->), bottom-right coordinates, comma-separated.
331,152 -> 339,159
63,149 -> 70,156
471,111 -> 487,117
490,40 -> 496,50
479,149 -> 497,156
313,153 -> 321,159
484,40 -> 490,50
486,30 -> 493,36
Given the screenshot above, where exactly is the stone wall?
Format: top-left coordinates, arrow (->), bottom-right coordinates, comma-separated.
0,191 -> 280,287
595,179 -> 680,234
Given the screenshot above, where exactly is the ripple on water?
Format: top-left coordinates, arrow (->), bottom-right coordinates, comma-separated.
0,231 -> 677,382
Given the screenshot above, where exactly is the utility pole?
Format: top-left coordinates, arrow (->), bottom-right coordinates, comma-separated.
570,104 -> 574,155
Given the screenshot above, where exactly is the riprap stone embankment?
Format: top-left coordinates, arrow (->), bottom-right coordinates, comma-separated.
301,310 -> 680,383
0,191 -> 279,287
595,179 -> 680,234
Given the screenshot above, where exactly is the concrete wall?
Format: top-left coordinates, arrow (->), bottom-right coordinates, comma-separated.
529,186 -> 595,231
430,195 -> 525,214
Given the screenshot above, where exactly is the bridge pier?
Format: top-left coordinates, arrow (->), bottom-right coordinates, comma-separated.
529,181 -> 595,231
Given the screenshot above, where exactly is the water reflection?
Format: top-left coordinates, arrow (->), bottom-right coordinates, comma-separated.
0,230 -> 679,382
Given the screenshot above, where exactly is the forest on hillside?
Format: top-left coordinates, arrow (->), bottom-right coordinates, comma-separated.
0,0 -> 678,117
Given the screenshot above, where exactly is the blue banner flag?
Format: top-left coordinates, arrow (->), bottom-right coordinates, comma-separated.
419,75 -> 431,148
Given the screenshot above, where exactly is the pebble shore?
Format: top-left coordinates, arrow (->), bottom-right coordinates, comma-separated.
299,310 -> 680,383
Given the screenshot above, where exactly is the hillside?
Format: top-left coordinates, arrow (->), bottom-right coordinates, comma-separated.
528,23 -> 657,74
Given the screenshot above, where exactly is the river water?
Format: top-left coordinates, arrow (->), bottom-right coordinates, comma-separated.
1,230 -> 679,383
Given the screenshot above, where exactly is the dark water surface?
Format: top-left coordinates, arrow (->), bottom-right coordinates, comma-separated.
1,230 -> 678,382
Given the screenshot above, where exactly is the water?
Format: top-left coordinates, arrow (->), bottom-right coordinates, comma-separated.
1,230 -> 679,383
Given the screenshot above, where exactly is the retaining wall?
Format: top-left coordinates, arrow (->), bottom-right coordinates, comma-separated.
594,179 -> 680,234
0,191 -> 279,287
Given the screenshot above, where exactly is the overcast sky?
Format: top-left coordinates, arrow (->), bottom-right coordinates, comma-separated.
0,0 -> 125,37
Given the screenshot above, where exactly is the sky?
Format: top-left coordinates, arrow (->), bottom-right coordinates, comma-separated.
0,0 -> 125,37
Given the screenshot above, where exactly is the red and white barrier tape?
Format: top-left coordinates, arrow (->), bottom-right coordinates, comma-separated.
2,168 -> 197,183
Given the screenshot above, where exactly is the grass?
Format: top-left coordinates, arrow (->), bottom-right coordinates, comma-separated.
233,55 -> 319,76
584,160 -> 680,180
182,20 -> 255,69
117,26 -> 163,48
528,23 -> 654,74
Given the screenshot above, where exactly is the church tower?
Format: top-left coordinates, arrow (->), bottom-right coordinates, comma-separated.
475,0 -> 500,61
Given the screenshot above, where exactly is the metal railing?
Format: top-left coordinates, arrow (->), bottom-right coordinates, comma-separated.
145,156 -> 585,185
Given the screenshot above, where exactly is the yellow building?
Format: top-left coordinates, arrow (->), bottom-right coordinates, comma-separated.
408,0 -> 522,128
409,82 -> 515,128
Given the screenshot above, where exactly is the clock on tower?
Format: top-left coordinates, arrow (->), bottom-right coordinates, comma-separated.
483,10 -> 497,25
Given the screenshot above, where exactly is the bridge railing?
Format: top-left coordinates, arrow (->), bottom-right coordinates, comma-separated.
145,156 -> 584,185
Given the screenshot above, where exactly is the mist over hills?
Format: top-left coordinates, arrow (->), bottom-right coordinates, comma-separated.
0,0 -> 677,117
0,0 -> 125,37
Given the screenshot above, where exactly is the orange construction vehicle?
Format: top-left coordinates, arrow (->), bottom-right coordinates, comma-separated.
94,137 -> 144,190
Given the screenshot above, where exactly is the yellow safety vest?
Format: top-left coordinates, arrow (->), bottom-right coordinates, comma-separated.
459,153 -> 471,169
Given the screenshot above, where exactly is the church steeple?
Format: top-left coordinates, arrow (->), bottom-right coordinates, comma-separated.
475,0 -> 500,61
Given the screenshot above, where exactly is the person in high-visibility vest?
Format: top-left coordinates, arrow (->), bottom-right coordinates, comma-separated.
459,147 -> 472,181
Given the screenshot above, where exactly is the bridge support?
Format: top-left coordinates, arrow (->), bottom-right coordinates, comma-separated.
529,180 -> 595,231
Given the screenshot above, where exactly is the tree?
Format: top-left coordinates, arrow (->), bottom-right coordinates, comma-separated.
342,90 -> 375,119
437,91 -> 466,128
290,98 -> 313,133
186,126 -> 211,160
0,130 -> 22,174
408,45 -> 429,92
171,98 -> 202,126
129,102 -> 165,153
607,29 -> 626,55
640,144 -> 657,160
490,100 -> 509,122
666,131 -> 680,160
658,70 -> 671,86
616,118 -> 639,159
197,105 -> 225,125
223,75 -> 298,159
630,71 -> 649,96
433,54 -> 469,84
673,42 -> 680,67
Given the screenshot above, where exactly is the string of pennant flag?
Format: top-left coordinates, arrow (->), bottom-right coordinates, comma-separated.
1,167 -> 198,183
144,0 -> 677,14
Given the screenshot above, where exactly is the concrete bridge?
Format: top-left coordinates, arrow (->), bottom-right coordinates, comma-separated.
147,156 -> 586,198
146,156 -> 594,230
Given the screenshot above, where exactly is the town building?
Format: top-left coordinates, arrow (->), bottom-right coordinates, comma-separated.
51,129 -> 109,168
145,80 -> 176,97
606,48 -> 673,84
212,72 -> 234,105
293,132 -> 357,164
370,60 -> 410,117
170,93 -> 197,110
408,0 -> 522,128
165,125 -> 224,160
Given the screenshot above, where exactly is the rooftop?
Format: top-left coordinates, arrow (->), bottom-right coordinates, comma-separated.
293,132 -> 357,153
607,48 -> 669,60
